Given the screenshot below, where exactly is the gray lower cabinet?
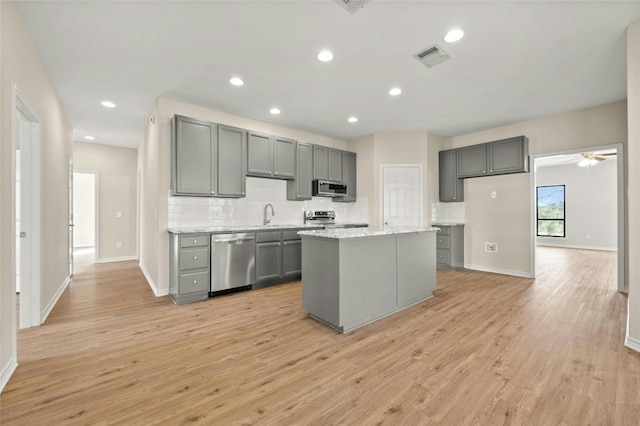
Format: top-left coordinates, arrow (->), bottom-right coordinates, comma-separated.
334,150 -> 356,203
217,125 -> 247,197
287,142 -> 313,200
436,225 -> 464,270
256,229 -> 306,284
169,233 -> 211,304
171,115 -> 217,196
247,132 -> 296,179
457,136 -> 529,178
439,149 -> 463,202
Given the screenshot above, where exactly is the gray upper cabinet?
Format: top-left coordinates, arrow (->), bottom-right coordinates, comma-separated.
328,148 -> 343,182
334,151 -> 357,203
171,115 -> 217,196
313,145 -> 329,180
247,131 -> 273,177
457,144 -> 488,178
273,137 -> 296,179
217,125 -> 246,197
457,135 -> 529,178
247,133 -> 296,180
439,149 -> 464,202
487,136 -> 529,175
287,142 -> 313,201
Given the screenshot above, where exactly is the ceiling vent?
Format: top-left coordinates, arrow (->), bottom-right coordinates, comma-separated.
335,0 -> 371,14
413,45 -> 451,68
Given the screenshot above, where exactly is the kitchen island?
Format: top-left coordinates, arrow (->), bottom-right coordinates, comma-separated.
298,227 -> 437,333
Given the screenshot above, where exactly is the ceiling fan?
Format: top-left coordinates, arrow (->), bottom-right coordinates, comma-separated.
567,151 -> 617,167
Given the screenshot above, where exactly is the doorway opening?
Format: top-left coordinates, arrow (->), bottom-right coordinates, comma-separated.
13,84 -> 42,330
531,144 -> 625,293
72,171 -> 98,273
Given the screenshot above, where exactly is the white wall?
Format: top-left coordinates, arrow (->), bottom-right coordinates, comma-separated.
72,172 -> 95,248
626,19 -> 640,351
536,159 -> 617,251
445,101 -> 627,277
1,0 -> 73,391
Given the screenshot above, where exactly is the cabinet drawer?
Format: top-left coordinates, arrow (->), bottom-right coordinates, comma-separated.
180,235 -> 209,248
437,249 -> 451,265
180,248 -> 209,270
437,226 -> 450,236
179,271 -> 210,294
282,230 -> 302,241
256,231 -> 281,243
436,235 -> 451,249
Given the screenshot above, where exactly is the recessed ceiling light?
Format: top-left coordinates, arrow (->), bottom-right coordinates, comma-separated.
347,116 -> 358,123
317,50 -> 334,62
444,28 -> 465,43
389,87 -> 402,96
84,135 -> 95,140
101,100 -> 116,108
229,77 -> 244,86
270,108 -> 281,115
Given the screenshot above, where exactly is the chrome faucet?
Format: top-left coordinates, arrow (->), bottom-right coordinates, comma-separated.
264,203 -> 275,225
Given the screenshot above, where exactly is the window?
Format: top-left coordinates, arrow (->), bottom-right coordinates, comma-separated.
537,185 -> 565,237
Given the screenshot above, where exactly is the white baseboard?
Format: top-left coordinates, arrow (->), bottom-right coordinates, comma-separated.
139,262 -> 168,297
41,275 -> 70,324
464,264 -> 533,279
625,334 -> 640,353
97,255 -> 138,263
0,356 -> 18,393
536,243 -> 616,252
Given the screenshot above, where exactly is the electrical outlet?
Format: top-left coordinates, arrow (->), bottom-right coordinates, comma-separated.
116,242 -> 122,248
116,211 -> 122,218
491,191 -> 497,199
586,234 -> 592,240
485,242 -> 498,252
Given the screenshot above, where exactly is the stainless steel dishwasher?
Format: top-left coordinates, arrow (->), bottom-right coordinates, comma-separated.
210,233 -> 256,293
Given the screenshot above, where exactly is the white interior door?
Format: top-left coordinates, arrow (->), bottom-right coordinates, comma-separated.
381,165 -> 423,227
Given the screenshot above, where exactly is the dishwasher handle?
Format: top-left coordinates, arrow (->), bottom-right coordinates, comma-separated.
211,233 -> 255,244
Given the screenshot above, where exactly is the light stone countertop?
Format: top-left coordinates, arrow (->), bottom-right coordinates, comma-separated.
168,224 -> 324,234
297,226 -> 438,240
431,222 -> 465,226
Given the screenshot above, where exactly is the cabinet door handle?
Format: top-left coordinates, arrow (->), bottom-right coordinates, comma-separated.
489,169 -> 493,172
193,280 -> 197,284
193,256 -> 197,260
193,240 -> 198,244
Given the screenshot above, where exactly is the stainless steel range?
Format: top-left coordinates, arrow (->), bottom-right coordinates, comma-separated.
304,210 -> 336,227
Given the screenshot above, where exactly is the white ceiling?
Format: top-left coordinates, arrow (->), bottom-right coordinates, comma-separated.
15,1 -> 640,149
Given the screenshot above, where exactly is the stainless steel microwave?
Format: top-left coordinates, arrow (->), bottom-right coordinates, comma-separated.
312,180 -> 347,198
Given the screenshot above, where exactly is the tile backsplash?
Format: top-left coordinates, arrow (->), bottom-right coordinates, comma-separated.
431,199 -> 465,224
168,177 -> 369,228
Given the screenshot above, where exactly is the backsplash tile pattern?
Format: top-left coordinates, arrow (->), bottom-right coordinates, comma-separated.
168,177 -> 368,228
431,199 -> 465,224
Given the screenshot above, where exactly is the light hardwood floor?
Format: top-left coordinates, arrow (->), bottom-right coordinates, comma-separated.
2,247 -> 639,425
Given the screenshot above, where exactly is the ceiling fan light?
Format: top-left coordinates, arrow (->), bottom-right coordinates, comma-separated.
578,159 -> 590,167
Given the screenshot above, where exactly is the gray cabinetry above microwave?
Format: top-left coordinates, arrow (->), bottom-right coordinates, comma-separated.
313,145 -> 343,182
457,136 -> 529,178
333,150 -> 356,203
